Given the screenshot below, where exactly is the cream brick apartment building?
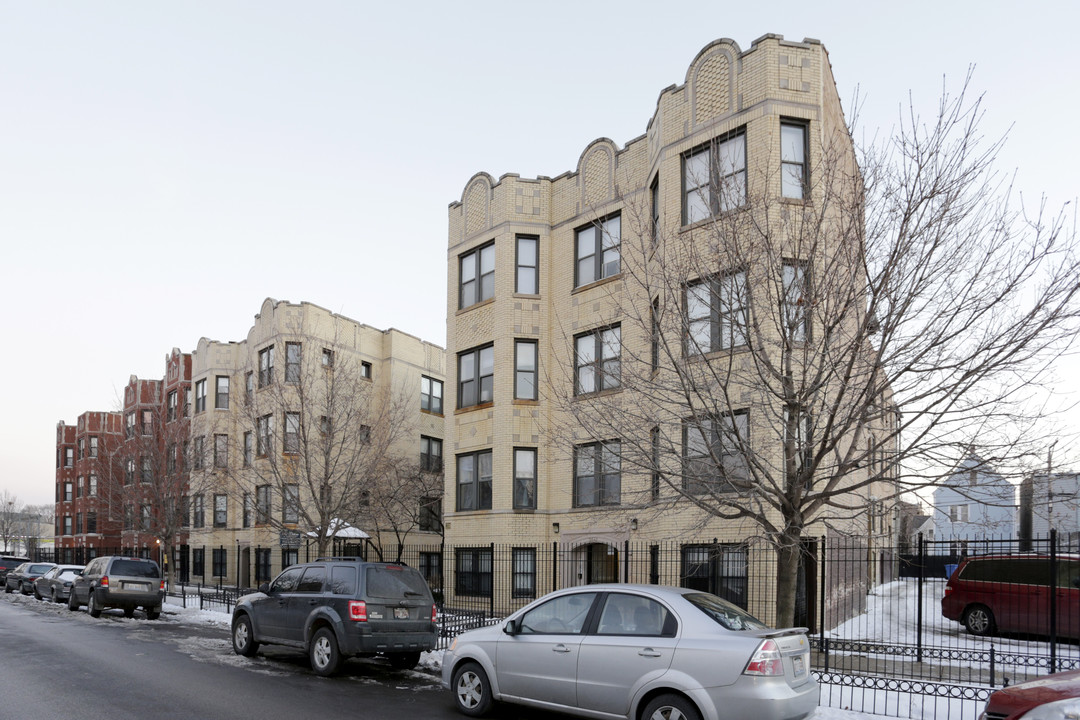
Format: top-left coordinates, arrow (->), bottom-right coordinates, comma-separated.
444,35 -> 898,623
185,298 -> 445,588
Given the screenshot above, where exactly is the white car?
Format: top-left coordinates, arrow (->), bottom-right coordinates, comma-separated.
442,583 -> 818,720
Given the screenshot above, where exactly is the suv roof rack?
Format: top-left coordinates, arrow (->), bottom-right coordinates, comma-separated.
314,556 -> 409,565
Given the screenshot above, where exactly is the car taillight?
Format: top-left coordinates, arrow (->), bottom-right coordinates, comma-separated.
159,580 -> 165,591
100,576 -> 109,588
349,600 -> 367,622
431,604 -> 437,623
744,639 -> 785,677
944,586 -> 952,597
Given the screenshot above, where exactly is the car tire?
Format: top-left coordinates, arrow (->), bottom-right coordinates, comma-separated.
964,604 -> 996,636
388,651 -> 421,671
3,583 -> 11,594
123,607 -> 135,618
50,588 -> 58,603
309,627 -> 342,677
232,614 -> 259,657
87,592 -> 102,618
146,606 -> 161,621
452,661 -> 493,717
642,693 -> 702,720
34,587 -> 42,600
67,590 -> 80,611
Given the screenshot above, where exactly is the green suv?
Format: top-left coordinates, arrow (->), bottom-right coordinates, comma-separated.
231,558 -> 437,676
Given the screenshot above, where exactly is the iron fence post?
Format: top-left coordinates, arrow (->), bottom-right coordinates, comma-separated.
552,541 -> 558,594
818,535 -> 825,646
489,542 -> 495,620
1051,528 -> 1058,673
917,532 -> 924,663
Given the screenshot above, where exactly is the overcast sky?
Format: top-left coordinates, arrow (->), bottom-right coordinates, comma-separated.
2,1 -> 1077,506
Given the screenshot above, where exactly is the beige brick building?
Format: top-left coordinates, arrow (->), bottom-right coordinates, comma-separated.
185,298 -> 445,588
444,35 -> 898,621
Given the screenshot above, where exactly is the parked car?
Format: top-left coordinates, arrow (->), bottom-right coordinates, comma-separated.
34,564 -> 85,602
67,556 -> 164,619
442,583 -> 817,720
979,668 -> 1080,719
5,562 -> 56,594
0,555 -> 30,585
942,554 -> 1080,638
231,557 -> 437,676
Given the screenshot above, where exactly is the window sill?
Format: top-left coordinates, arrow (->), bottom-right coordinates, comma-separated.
572,273 -> 622,295
513,293 -> 541,300
421,409 -> 445,418
457,297 -> 495,316
572,387 -> 623,402
455,402 -> 494,415
512,398 -> 539,406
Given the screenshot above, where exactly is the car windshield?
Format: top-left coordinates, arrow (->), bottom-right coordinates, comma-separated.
684,592 -> 769,631
365,566 -> 430,599
110,560 -> 160,578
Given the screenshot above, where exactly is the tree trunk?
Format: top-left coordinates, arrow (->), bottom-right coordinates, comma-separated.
774,527 -> 804,629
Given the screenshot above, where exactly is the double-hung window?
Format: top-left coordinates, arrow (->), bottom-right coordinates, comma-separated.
192,494 -> 205,528
459,242 -> 495,309
89,436 -> 98,458
421,376 -> 443,414
257,414 -> 273,457
421,436 -> 443,472
683,411 -> 750,494
514,340 -> 537,400
574,440 -> 621,507
686,271 -> 748,354
258,346 -> 274,387
683,130 -> 746,223
194,379 -> 207,413
285,342 -> 301,384
283,412 -> 301,454
255,485 -> 271,524
575,326 -> 620,395
214,434 -> 228,469
781,121 -> 808,200
781,261 -> 809,343
167,391 -> 178,421
215,376 -> 230,409
516,235 -> 539,294
512,548 -> 537,599
283,484 -> 300,524
455,547 -> 492,597
575,214 -> 620,287
458,345 -> 494,409
243,431 -> 253,467
214,494 -> 227,528
514,448 -> 537,510
456,450 -> 492,511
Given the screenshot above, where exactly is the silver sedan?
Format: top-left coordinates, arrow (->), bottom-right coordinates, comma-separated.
442,584 -> 818,720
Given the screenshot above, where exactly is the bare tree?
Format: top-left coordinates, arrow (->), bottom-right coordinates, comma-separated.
21,504 -> 55,558
114,402 -> 192,571
215,341 -> 420,558
359,460 -> 445,561
552,77 -> 1080,627
0,490 -> 22,554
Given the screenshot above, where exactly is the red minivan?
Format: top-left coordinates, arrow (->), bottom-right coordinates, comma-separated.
942,555 -> 1080,638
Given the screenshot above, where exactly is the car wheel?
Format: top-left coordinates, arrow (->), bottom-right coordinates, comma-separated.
309,627 -> 342,677
3,582 -> 11,594
452,661 -> 493,717
50,588 -> 58,604
20,582 -> 30,595
387,651 -> 421,671
123,607 -> 135,618
33,586 -> 42,600
87,592 -> 102,618
642,693 -> 702,720
232,614 -> 259,657
964,604 -> 996,636
146,606 -> 161,621
67,590 -> 80,611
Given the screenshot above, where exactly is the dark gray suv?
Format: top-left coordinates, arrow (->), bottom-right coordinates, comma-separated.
67,556 -> 164,619
231,558 -> 437,676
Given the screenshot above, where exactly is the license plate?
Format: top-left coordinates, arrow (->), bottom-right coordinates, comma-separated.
123,582 -> 149,591
792,654 -> 805,677
394,608 -> 409,620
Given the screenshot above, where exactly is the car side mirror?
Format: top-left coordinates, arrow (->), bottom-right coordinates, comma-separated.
259,582 -> 271,594
503,619 -> 520,636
